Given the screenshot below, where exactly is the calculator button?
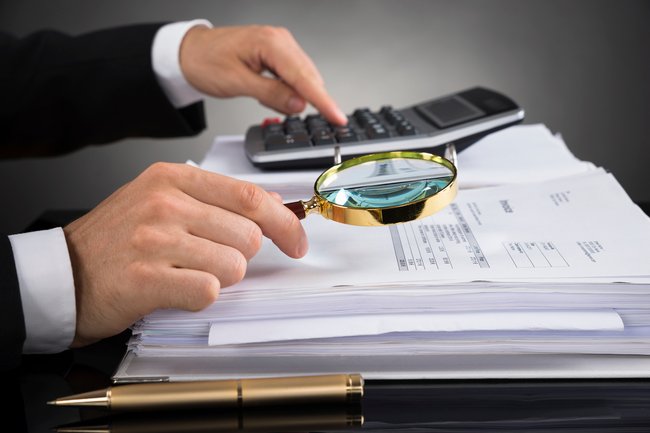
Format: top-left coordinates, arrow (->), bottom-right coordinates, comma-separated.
286,131 -> 311,145
264,135 -> 292,150
336,132 -> 359,143
396,120 -> 417,136
305,114 -> 325,122
334,126 -> 354,134
353,108 -> 371,118
265,132 -> 311,151
284,122 -> 307,134
355,115 -> 375,127
307,120 -> 330,133
312,131 -> 337,146
310,124 -> 328,132
397,124 -> 417,136
366,124 -> 390,139
384,111 -> 404,125
263,123 -> 284,137
286,126 -> 308,135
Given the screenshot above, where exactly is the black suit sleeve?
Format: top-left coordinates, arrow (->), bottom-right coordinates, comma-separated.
0,24 -> 208,369
0,23 -> 206,157
0,236 -> 25,370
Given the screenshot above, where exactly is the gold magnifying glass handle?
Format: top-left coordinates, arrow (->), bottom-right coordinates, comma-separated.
285,197 -> 322,220
285,201 -> 307,220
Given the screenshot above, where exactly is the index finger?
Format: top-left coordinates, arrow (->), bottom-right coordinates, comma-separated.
262,31 -> 347,125
175,165 -> 309,258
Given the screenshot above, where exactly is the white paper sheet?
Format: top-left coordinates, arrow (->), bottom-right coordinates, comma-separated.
226,170 -> 650,295
208,310 -> 623,345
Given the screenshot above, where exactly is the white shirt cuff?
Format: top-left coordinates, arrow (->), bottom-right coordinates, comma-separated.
9,228 -> 76,354
152,19 -> 213,108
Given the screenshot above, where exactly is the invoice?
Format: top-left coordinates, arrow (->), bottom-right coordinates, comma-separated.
235,169 -> 650,293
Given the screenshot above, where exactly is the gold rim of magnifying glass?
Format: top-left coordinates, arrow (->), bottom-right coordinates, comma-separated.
309,151 -> 458,226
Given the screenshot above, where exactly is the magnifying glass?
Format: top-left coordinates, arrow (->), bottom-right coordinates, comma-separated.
285,151 -> 458,226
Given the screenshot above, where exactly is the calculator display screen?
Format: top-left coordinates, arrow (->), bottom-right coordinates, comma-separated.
422,96 -> 485,128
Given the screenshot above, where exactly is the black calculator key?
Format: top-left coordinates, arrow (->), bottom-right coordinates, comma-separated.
396,120 -> 417,136
335,126 -> 358,141
353,108 -> 370,118
286,132 -> 311,145
285,124 -> 307,134
335,131 -> 357,142
307,121 -> 330,134
356,115 -> 378,128
265,132 -> 311,151
366,125 -> 390,139
397,124 -> 417,136
312,131 -> 337,146
334,126 -> 354,134
385,110 -> 405,125
263,123 -> 284,137
307,118 -> 328,126
305,114 -> 324,122
265,135 -> 292,150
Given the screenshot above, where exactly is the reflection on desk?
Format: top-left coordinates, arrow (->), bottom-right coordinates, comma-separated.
19,348 -> 650,433
56,405 -> 363,433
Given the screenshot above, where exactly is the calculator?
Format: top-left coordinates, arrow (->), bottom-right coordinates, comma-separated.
244,87 -> 524,169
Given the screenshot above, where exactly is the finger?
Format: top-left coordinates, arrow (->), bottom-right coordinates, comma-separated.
261,31 -> 347,125
239,69 -> 307,115
169,165 -> 308,258
138,265 -> 221,312
268,191 -> 283,203
187,202 -> 263,261
130,215 -> 252,286
168,233 -> 249,288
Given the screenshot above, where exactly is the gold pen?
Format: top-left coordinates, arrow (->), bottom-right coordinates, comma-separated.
48,373 -> 364,411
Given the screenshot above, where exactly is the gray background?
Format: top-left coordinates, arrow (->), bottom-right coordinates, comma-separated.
1,0 -> 648,233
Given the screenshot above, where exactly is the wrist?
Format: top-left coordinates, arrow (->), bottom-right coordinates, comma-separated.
152,19 -> 212,107
179,25 -> 212,93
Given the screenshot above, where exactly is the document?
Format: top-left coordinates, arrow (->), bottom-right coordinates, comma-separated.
227,169 -> 650,295
115,125 -> 650,382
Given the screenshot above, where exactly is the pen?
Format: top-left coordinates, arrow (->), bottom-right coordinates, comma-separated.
48,373 -> 364,411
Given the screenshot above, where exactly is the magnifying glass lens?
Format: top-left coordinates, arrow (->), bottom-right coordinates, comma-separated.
285,151 -> 457,226
317,157 -> 454,209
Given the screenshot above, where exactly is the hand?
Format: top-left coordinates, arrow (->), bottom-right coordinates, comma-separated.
63,163 -> 308,347
179,25 -> 347,125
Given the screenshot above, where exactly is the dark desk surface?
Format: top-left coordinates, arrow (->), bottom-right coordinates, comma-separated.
12,206 -> 650,432
15,340 -> 650,432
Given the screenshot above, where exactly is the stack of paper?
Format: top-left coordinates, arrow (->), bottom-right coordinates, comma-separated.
114,125 -> 650,381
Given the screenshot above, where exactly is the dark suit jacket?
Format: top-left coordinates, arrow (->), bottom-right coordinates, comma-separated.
0,23 -> 207,369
